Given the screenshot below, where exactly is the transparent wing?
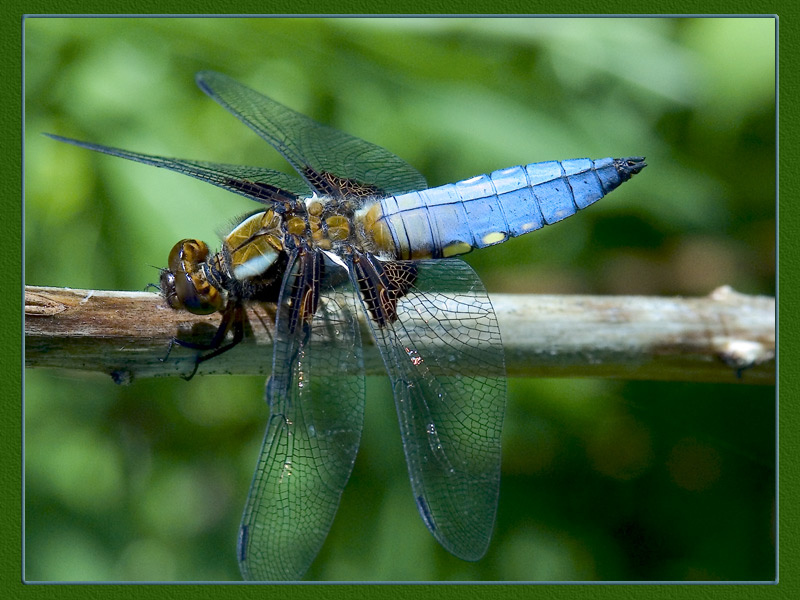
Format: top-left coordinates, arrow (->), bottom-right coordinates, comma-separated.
351,258 -> 506,560
196,71 -> 428,196
238,250 -> 364,581
45,133 -> 311,205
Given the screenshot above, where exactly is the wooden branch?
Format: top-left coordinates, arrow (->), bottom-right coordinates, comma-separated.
24,285 -> 775,385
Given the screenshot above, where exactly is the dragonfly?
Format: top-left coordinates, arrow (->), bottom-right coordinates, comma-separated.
47,71 -> 646,580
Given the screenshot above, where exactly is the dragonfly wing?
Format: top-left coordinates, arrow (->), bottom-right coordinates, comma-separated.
45,133 -> 312,204
196,71 -> 428,196
350,257 -> 506,560
238,250 -> 364,581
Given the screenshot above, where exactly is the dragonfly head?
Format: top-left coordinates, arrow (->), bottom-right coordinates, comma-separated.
161,239 -> 226,315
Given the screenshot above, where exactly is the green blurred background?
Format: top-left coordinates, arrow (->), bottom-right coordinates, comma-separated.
24,17 -> 775,581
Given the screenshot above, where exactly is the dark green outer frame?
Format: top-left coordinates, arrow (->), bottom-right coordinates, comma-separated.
10,4 -> 787,600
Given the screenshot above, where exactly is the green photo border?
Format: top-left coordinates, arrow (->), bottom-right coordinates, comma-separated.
10,2 -> 790,599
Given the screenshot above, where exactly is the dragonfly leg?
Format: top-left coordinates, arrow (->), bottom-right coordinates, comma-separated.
160,305 -> 247,380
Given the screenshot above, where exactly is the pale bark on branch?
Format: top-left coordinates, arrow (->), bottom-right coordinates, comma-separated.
24,285 -> 775,385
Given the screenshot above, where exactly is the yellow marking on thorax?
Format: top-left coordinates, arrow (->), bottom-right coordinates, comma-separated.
306,199 -> 324,216
286,216 -> 306,236
225,210 -> 283,278
325,215 -> 350,241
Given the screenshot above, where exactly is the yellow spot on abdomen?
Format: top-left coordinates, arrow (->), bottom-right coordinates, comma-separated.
442,241 -> 472,257
481,231 -> 507,246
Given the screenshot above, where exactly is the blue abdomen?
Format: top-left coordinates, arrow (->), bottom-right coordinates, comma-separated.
378,157 -> 646,259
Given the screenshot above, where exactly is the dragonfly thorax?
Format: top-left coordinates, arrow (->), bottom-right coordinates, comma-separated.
288,197 -> 354,251
281,196 -> 395,258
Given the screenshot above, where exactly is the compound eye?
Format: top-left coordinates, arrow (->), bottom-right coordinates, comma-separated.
173,270 -> 222,315
161,239 -> 223,315
168,239 -> 210,272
